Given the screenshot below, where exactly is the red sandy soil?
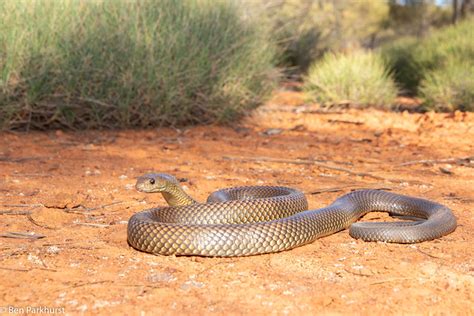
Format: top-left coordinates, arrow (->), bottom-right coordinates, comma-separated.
0,87 -> 473,315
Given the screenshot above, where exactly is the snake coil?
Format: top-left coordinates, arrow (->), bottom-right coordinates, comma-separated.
127,173 -> 457,257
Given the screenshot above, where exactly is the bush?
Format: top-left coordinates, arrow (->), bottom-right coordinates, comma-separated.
242,0 -> 390,72
0,0 -> 277,130
380,37 -> 421,94
381,18 -> 474,95
304,51 -> 398,108
420,61 -> 474,112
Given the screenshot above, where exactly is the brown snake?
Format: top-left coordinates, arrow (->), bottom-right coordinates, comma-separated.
127,173 -> 457,257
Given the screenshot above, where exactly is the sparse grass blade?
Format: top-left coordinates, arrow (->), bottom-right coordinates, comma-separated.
304,50 -> 398,108
381,18 -> 474,112
420,60 -> 474,112
0,0 -> 278,130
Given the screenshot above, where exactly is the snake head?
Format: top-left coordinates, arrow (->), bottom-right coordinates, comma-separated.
135,173 -> 179,193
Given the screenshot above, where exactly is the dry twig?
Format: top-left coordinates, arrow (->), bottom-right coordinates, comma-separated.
0,210 -> 32,215
62,201 -> 132,214
0,266 -> 57,272
398,156 -> 474,167
310,185 -> 393,195
0,232 -> 46,239
328,119 -> 364,125
27,214 -> 56,230
369,277 -> 415,285
74,222 -> 110,228
0,204 -> 43,208
0,156 -> 43,163
223,156 -> 421,185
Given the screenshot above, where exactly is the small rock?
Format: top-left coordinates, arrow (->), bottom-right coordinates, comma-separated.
282,290 -> 293,296
148,272 -> 177,283
261,128 -> 283,136
439,165 -> 454,175
46,246 -> 61,254
27,254 -> 43,266
181,280 -> 205,290
77,305 -> 88,312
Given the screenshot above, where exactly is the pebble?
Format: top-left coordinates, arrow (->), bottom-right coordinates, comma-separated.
148,272 -> 177,283
46,246 -> 61,254
27,254 -> 43,265
262,128 -> 283,136
77,305 -> 88,312
181,280 -> 205,290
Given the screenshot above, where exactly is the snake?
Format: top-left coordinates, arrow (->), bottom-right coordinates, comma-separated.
127,173 -> 457,257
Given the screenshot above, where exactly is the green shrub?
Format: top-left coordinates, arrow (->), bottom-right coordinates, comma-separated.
381,18 -> 474,94
0,0 -> 277,130
380,37 -> 421,94
242,0 -> 390,72
420,60 -> 474,112
304,51 -> 398,108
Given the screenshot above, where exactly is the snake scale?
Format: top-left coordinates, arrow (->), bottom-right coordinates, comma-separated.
127,173 -> 457,257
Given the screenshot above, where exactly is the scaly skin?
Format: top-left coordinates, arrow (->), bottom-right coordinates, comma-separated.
128,173 -> 457,257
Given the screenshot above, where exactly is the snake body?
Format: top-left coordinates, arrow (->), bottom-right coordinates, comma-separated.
127,173 -> 457,257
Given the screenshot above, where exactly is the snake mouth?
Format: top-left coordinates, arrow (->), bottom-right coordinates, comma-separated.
135,182 -> 166,193
135,173 -> 180,193
135,176 -> 166,193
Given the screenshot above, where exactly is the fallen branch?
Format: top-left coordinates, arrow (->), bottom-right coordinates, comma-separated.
398,156 -> 474,167
0,267 -> 31,272
310,187 -> 346,195
11,173 -> 51,178
0,232 -> 46,239
344,267 -> 373,277
74,222 -> 110,228
328,119 -> 364,125
86,201 -> 127,211
370,277 -> 415,285
0,210 -> 32,215
223,156 -> 421,185
27,214 -> 56,230
0,266 -> 56,272
66,280 -> 114,289
310,185 -> 393,195
63,201 -> 132,214
0,204 -> 43,208
416,248 -> 449,259
0,156 -> 43,163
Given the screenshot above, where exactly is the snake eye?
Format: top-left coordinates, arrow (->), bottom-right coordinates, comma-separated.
149,178 -> 155,185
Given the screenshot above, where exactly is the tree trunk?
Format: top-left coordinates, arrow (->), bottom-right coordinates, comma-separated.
461,0 -> 472,18
452,0 -> 459,24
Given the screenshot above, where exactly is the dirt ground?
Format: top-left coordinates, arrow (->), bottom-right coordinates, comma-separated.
1,87 -> 473,315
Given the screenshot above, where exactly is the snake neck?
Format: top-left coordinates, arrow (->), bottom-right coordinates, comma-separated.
161,183 -> 197,206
